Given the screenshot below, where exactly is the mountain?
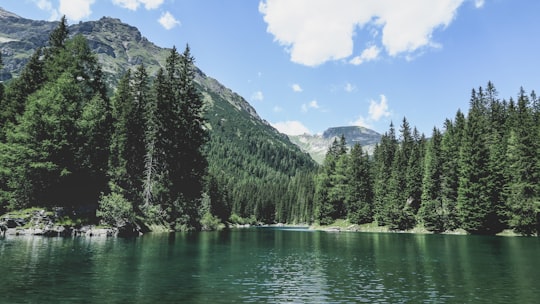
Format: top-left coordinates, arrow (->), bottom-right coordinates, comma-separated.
0,8 -> 316,223
288,126 -> 382,164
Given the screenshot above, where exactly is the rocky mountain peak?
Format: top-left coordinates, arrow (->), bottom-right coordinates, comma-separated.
288,126 -> 382,164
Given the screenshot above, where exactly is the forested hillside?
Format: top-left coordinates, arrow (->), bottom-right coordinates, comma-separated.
0,16 -> 317,231
314,82 -> 540,235
1,10 -> 538,236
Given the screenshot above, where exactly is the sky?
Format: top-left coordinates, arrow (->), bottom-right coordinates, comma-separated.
1,0 -> 539,136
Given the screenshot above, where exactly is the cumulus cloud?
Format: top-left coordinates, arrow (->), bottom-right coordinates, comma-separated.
259,0 -> 467,66
32,0 -> 59,20
350,45 -> 380,65
292,83 -> 303,92
301,100 -> 320,113
350,94 -> 391,129
369,94 -> 391,121
59,0 -> 94,21
251,91 -> 264,102
112,0 -> 164,10
159,11 -> 181,30
272,121 -> 311,135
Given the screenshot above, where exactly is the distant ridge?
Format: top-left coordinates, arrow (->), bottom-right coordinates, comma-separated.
289,126 -> 382,164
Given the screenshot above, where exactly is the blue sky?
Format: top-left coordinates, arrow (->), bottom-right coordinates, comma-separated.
2,0 -> 539,136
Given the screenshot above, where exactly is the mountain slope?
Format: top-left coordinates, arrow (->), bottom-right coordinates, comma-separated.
289,126 -> 382,164
0,8 -> 316,223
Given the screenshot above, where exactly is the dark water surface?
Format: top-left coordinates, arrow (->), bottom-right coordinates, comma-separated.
1,228 -> 539,303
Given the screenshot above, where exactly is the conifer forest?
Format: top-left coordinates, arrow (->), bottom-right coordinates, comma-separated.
0,20 -> 538,235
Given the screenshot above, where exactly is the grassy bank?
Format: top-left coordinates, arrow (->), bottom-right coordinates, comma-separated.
310,219 -> 524,237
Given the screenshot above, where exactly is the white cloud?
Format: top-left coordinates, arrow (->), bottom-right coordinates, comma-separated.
350,94 -> 391,129
159,11 -> 181,30
344,82 -> 356,93
251,91 -> 264,102
141,0 -> 163,10
350,45 -> 380,65
301,100 -> 319,112
369,94 -> 391,121
350,116 -> 373,129
112,0 -> 138,10
272,121 -> 311,135
112,0 -> 164,10
35,0 -> 53,11
474,0 -> 485,8
32,0 -> 59,20
59,0 -> 94,21
292,83 -> 303,92
259,0 -> 467,66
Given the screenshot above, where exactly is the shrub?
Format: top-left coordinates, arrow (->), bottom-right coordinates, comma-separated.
96,192 -> 135,227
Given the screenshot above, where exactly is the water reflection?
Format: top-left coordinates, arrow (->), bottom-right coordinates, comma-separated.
1,231 -> 539,303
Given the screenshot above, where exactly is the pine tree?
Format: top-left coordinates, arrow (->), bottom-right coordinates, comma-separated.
149,45 -> 208,230
440,111 -> 465,230
458,88 -> 502,234
506,88 -> 539,235
485,83 -> 510,227
0,52 -> 4,109
406,128 -> 425,213
386,118 -> 416,230
124,65 -> 149,205
3,23 -> 111,210
109,70 -> 132,194
419,127 -> 445,232
314,136 -> 348,224
1,49 -> 45,137
372,122 -> 397,225
346,143 -> 373,224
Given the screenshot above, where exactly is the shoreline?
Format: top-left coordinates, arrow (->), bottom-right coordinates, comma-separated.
1,208 -> 527,238
309,219 -> 524,237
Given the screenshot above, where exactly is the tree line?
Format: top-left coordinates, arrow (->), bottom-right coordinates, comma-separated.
314,82 -> 539,235
0,18 -> 207,231
1,19 -> 538,235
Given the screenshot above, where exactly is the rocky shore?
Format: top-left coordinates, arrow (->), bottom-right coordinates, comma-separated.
0,208 -> 142,237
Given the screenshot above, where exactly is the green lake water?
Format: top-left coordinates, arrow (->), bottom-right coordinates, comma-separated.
1,228 -> 539,303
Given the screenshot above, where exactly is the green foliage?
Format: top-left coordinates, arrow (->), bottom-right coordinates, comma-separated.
96,192 -> 135,227
308,82 -> 539,236
228,213 -> 257,226
2,16 -> 539,236
200,212 -> 224,231
346,143 -> 373,224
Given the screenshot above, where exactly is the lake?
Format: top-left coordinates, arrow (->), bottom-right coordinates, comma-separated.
1,228 -> 539,303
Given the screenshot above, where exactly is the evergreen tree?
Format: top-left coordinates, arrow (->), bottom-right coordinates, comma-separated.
386,118 -> 416,230
314,136 -> 347,224
346,143 -> 373,224
1,49 -> 45,137
372,122 -> 397,225
406,128 -> 425,213
0,52 -> 4,109
506,88 -> 539,235
109,70 -> 132,195
419,127 -> 445,232
149,45 -> 208,230
458,88 -> 503,234
440,111 -> 465,230
485,83 -> 510,227
2,23 -> 110,211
